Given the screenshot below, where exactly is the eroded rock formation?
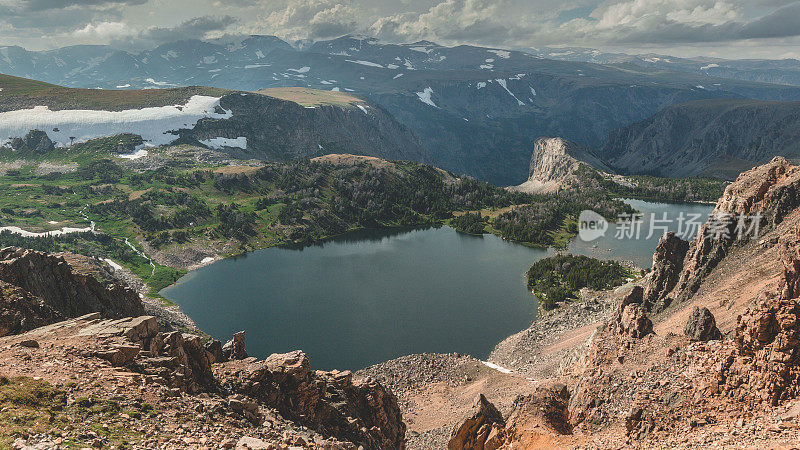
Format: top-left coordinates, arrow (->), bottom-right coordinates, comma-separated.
609,286 -> 654,338
513,137 -> 611,194
0,247 -> 144,321
717,225 -> 800,405
217,351 -> 405,450
644,232 -> 689,312
646,157 -> 800,312
448,394 -> 506,450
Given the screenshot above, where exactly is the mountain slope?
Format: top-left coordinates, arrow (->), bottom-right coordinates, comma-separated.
5,37 -> 800,184
600,98 -> 800,179
0,74 -> 425,163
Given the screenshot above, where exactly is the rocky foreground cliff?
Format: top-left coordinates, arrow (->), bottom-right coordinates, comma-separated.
0,247 -> 405,449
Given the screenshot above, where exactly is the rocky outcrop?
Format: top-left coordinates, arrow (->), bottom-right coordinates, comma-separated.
0,280 -> 63,336
447,394 -> 506,450
684,306 -> 722,341
717,225 -> 800,405
223,330 -> 248,360
0,247 -> 144,321
609,286 -> 654,338
447,387 -> 572,450
10,130 -> 55,154
644,232 -> 689,312
512,137 -> 611,194
0,313 -> 404,449
217,351 -> 405,450
601,99 -> 800,179
647,157 -> 800,311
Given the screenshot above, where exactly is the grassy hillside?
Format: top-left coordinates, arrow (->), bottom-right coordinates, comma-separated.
0,73 -> 229,112
256,87 -> 365,107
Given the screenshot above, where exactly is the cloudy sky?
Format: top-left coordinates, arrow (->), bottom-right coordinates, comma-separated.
1,0 -> 800,59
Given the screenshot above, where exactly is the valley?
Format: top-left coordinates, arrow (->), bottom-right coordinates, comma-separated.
1,21 -> 800,450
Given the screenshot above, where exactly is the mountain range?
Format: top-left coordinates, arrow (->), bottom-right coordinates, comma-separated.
4,36 -> 800,185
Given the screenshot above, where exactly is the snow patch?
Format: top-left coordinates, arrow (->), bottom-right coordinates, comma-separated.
0,95 -> 232,148
416,87 -> 438,108
200,136 -> 247,150
477,82 -> 487,89
0,225 -> 93,237
487,49 -> 511,59
104,258 -> 123,271
288,66 -> 311,73
409,46 -> 432,54
356,104 -> 370,114
118,148 -> 148,159
479,64 -> 494,70
255,50 -> 264,59
245,64 -> 270,69
482,361 -> 513,374
496,79 -> 525,106
393,73 -> 404,79
700,63 -> 719,70
115,84 -> 131,89
345,60 -> 384,68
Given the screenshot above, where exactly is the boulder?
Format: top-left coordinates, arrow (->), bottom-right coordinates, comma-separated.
684,306 -> 722,341
611,287 -> 654,338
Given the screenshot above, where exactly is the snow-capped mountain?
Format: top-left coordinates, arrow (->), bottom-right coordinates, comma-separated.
3,35 -> 800,184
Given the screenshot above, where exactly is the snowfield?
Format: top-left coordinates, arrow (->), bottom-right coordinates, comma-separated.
199,136 -> 247,150
0,95 -> 233,148
416,87 -> 438,108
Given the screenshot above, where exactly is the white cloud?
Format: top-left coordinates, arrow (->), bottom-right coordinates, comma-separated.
72,21 -> 132,40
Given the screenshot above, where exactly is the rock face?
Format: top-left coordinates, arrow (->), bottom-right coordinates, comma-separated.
513,137 -> 611,194
684,306 -> 722,341
644,232 -> 689,312
610,286 -> 654,338
447,394 -> 506,450
717,225 -> 800,405
601,99 -> 800,179
0,280 -> 62,336
217,350 -> 405,450
10,130 -> 55,154
647,157 -> 800,311
0,247 -> 143,336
